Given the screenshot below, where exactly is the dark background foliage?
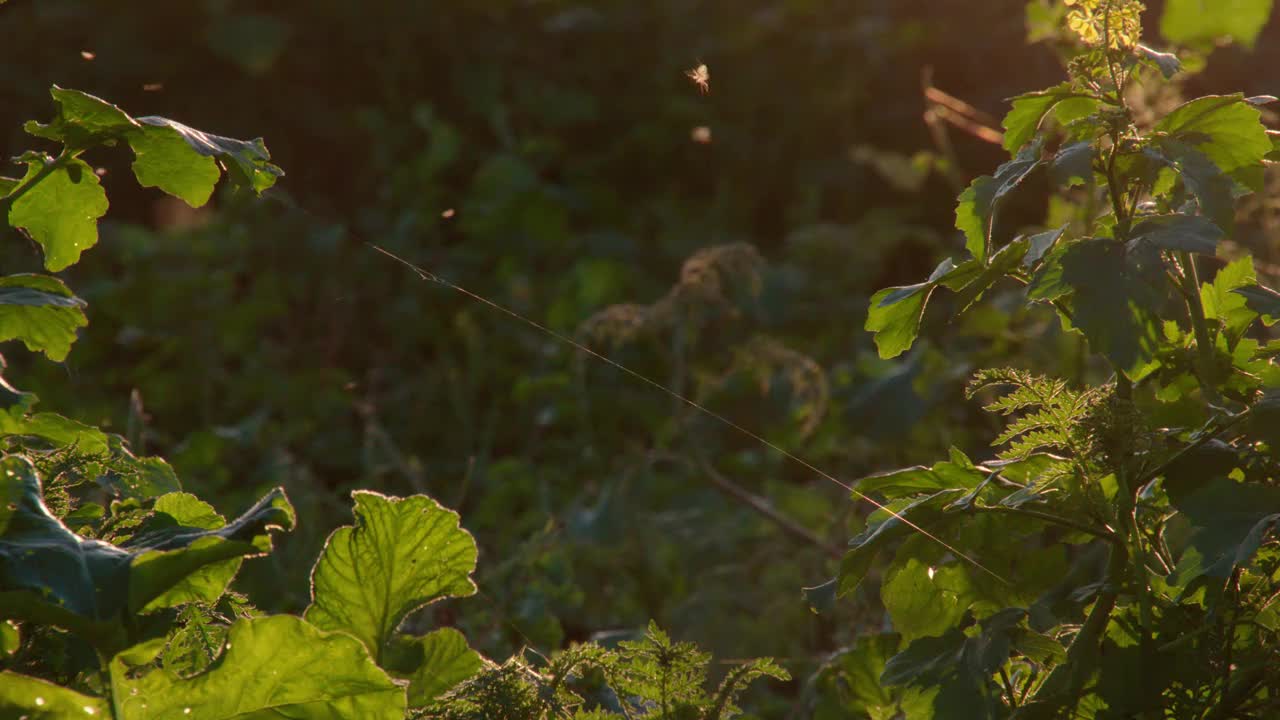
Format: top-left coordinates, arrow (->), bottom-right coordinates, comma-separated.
2,0 -> 1278,713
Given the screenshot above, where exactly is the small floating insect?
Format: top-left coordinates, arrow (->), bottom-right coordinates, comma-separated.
686,63 -> 709,94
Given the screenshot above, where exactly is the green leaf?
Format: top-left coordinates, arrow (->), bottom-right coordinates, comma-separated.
111,615 -> 407,719
857,452 -> 985,500
839,489 -> 967,595
23,86 -> 138,150
1233,283 -> 1280,325
866,281 -> 931,360
1128,213 -> 1222,254
0,619 -> 18,656
865,257 -> 979,359
0,671 -> 109,718
1048,141 -> 1093,188
130,493 -> 238,611
0,456 -> 294,655
305,491 -> 478,663
1203,258 -> 1260,338
384,627 -> 485,706
1001,84 -> 1084,155
0,177 -> 18,196
955,140 -> 1043,262
0,410 -> 110,455
1023,226 -> 1066,268
1160,0 -> 1274,50
1153,140 -> 1237,231
882,558 -> 974,642
1058,239 -> 1163,377
128,487 -> 295,612
0,274 -> 87,361
1156,94 -> 1271,175
6,156 -> 109,271
1168,477 -> 1280,585
128,123 -> 221,207
136,116 -> 283,193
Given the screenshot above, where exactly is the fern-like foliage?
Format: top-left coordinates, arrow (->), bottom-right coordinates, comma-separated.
967,368 -> 1097,461
421,622 -> 787,720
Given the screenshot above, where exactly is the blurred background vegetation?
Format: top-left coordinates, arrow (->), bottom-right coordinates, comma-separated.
1,0 -> 1278,715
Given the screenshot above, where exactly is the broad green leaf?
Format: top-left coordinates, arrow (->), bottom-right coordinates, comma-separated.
23,86 -> 138,150
384,627 -> 485,706
1153,140 -> 1236,230
1160,0 -> 1274,49
305,491 -> 478,663
882,558 -> 973,642
1203,257 -> 1259,339
1058,239 -> 1163,377
111,615 -> 406,720
1168,477 -> 1280,585
1234,283 -> 1280,325
128,123 -> 221,207
136,116 -> 283,193
7,156 -> 109,271
857,452 -> 985,500
1156,95 -> 1271,175
955,140 -> 1043,262
128,487 -> 295,612
1128,214 -> 1222,254
0,671 -> 108,718
1022,226 -> 1065,268
130,493 -> 239,611
839,489 -> 967,595
866,257 -> 979,359
0,274 -> 87,361
951,237 -> 1030,312
1001,84 -> 1084,154
1048,141 -> 1093,188
0,456 -> 293,655
0,405 -> 109,455
866,281 -> 931,360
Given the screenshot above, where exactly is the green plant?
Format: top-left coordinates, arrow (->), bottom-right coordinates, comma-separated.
0,87 -> 783,719
824,1 -> 1280,717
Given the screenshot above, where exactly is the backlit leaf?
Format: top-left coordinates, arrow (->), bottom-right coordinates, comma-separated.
305,491 -> 478,663
129,122 -> 221,207
6,155 -> 109,271
1160,0 -> 1274,50
956,140 -> 1043,262
136,116 -> 283,193
111,615 -> 406,719
0,671 -> 108,718
0,274 -> 87,361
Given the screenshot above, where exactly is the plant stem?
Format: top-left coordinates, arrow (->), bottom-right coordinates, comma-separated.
976,505 -> 1118,544
1176,250 -> 1224,403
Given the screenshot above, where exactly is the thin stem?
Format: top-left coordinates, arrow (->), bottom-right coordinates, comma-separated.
976,504 -> 1119,544
999,666 -> 1019,709
1177,250 -> 1225,403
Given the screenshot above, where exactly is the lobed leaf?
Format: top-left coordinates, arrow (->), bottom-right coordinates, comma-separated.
955,140 -> 1043,262
305,491 -> 478,663
110,615 -> 406,719
0,274 -> 87,361
6,155 -> 109,272
0,456 -> 293,655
